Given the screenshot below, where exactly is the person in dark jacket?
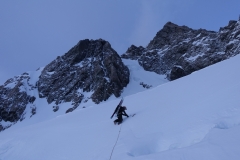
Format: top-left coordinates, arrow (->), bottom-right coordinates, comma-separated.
111,106 -> 129,125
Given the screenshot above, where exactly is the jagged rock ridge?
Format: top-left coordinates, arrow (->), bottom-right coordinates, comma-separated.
122,19 -> 240,80
0,73 -> 36,131
38,39 -> 129,105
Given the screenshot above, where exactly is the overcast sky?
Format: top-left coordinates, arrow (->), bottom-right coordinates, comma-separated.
1,0 -> 240,84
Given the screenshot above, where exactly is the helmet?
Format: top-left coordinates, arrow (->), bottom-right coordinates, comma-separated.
123,106 -> 127,110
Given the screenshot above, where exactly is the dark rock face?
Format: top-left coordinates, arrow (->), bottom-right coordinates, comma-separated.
169,66 -> 186,81
53,106 -> 59,112
121,45 -> 145,60
65,108 -> 74,114
122,20 -> 240,80
38,39 -> 130,105
0,73 -> 36,123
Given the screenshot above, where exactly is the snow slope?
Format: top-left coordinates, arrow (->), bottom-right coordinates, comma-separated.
1,55 -> 240,160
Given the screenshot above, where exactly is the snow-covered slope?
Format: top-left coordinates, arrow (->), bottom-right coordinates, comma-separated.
0,54 -> 240,160
0,56 -> 166,130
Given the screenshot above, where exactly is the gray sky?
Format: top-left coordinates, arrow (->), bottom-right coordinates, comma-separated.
1,0 -> 240,84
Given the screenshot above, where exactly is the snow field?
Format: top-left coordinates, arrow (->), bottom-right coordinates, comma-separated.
0,55 -> 240,159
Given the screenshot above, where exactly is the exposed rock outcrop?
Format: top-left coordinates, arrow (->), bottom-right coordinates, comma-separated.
122,20 -> 240,80
121,45 -> 145,60
0,73 -> 36,128
38,39 -> 130,105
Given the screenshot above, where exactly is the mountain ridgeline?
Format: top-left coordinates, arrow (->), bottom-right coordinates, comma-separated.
122,20 -> 240,80
1,19 -> 240,131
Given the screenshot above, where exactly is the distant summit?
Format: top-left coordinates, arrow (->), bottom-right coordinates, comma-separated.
122,19 -> 240,80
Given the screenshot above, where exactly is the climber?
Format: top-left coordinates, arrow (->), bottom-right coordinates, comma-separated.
111,105 -> 129,125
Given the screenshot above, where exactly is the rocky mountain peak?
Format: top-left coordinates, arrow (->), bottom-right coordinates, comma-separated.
38,39 -> 129,105
121,45 -> 145,60
147,22 -> 194,50
161,21 -> 191,33
64,39 -> 111,65
122,19 -> 240,80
